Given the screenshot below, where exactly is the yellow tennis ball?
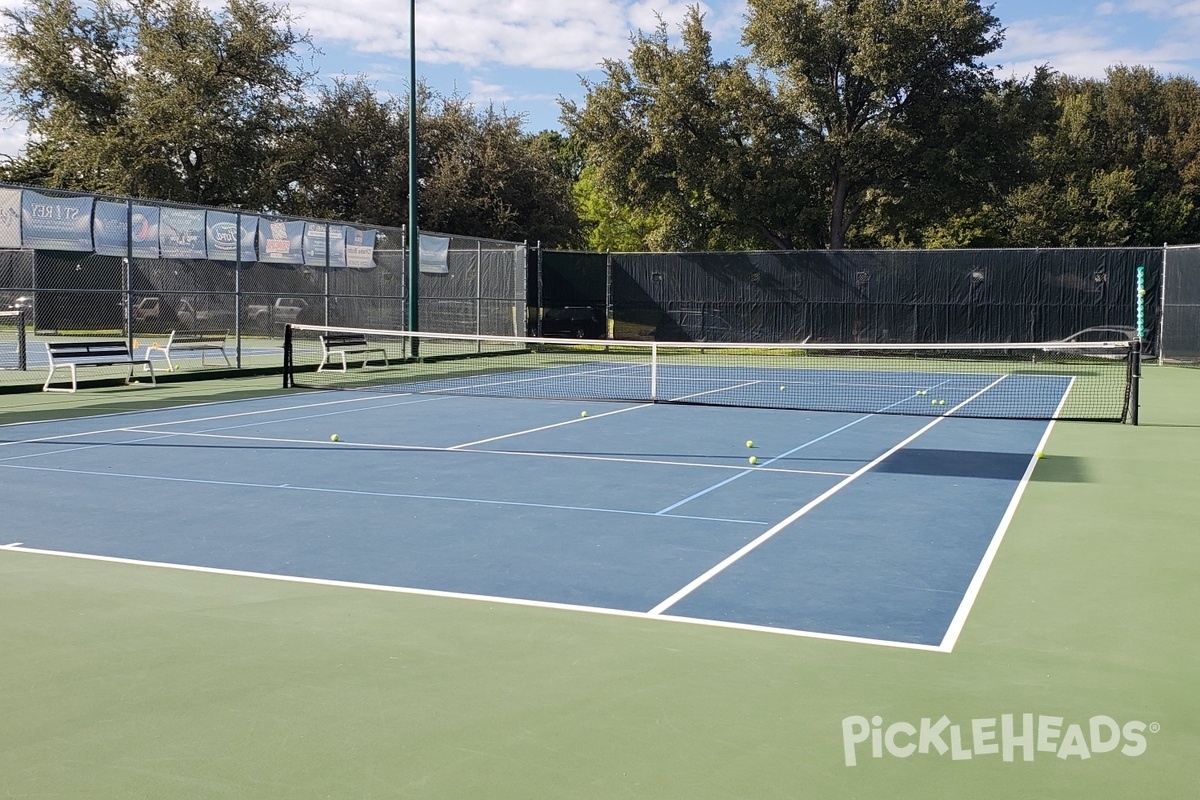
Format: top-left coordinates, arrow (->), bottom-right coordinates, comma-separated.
580,411 -> 588,418
748,456 -> 758,465
779,385 -> 786,391
1036,450 -> 1044,459
330,434 -> 339,442
746,440 -> 754,448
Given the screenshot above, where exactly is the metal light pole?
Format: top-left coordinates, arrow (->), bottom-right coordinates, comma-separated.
406,0 -> 420,342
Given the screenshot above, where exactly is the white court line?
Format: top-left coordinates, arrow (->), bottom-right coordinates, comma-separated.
0,394 -> 447,463
655,379 -> 958,515
450,403 -> 651,449
0,462 -> 768,525
937,377 -> 1074,651
95,429 -> 853,478
0,544 -> 945,652
647,375 -> 1009,618
0,392 -> 423,448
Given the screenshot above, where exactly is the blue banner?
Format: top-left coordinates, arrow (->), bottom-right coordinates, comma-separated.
159,208 -> 207,259
345,227 -> 376,269
206,211 -> 258,262
21,190 -> 93,252
303,223 -> 347,267
258,218 -> 305,264
93,201 -> 160,258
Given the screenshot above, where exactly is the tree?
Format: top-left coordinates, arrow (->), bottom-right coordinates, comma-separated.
741,0 -> 1008,249
565,1 -> 1014,250
0,0 -> 313,207
563,8 -> 815,251
417,96 -> 579,246
284,76 -> 407,224
1008,67 -> 1200,246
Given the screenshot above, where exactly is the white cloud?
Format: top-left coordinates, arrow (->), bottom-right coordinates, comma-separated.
996,16 -> 1200,80
0,118 -> 28,161
288,0 -> 637,72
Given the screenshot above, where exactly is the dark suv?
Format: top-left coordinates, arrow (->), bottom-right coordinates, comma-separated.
532,306 -> 604,339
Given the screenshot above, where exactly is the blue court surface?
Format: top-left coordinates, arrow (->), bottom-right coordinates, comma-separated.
0,388 -> 1054,651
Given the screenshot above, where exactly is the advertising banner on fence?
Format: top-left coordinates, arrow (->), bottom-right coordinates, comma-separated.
206,211 -> 258,262
419,234 -> 450,274
345,227 -> 376,269
159,207 -> 207,259
303,223 -> 347,267
257,218 -> 305,264
0,187 -> 20,248
94,200 -> 162,258
21,190 -> 93,252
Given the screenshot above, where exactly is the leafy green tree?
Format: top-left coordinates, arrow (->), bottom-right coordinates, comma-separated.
566,1 -> 1015,250
0,0 -> 313,207
1012,68 -> 1200,246
572,164 -> 660,251
417,96 -> 579,246
285,76 -> 407,224
564,8 -> 813,250
741,0 -> 1009,249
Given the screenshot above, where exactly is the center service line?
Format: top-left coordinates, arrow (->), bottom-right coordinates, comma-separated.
647,375 -> 1009,616
654,377 -> 958,515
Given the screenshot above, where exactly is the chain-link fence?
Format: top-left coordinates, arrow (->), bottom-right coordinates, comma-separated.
539,247 -> 1179,355
0,184 -> 527,389
1160,246 -> 1200,363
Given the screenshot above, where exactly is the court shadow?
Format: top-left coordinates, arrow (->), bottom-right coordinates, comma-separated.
876,448 -> 1090,483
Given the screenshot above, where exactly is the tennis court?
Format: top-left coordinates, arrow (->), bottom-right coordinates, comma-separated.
1,336 -> 1195,798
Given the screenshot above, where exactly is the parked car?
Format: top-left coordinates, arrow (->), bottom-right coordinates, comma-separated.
247,297 -> 309,327
532,306 -> 604,339
176,297 -> 235,328
5,295 -> 32,312
1047,326 -> 1150,358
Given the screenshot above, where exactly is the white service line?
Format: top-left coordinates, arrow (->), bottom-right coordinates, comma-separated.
647,374 -> 1009,616
449,403 -> 651,449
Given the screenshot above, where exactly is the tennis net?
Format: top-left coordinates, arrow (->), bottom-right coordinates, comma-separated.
0,310 -> 27,371
283,324 -> 1139,423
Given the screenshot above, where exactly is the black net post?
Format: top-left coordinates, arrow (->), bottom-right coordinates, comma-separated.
282,323 -> 293,388
1130,339 -> 1141,426
17,309 -> 26,370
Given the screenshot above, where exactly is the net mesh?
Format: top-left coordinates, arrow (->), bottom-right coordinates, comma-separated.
284,324 -> 1136,422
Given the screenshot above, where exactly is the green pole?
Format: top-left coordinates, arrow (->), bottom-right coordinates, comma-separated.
407,0 -> 419,348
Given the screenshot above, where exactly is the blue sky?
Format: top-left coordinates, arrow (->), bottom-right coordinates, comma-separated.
3,0 -> 1199,153
296,0 -> 1200,134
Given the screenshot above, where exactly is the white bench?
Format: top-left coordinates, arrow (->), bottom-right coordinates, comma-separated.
318,332 -> 389,372
146,330 -> 231,372
43,340 -> 156,393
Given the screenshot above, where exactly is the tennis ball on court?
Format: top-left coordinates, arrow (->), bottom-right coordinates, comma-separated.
1036,450 -> 1045,459
746,440 -> 754,448
748,456 -> 758,465
330,434 -> 340,442
581,410 -> 588,418
779,385 -> 786,391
